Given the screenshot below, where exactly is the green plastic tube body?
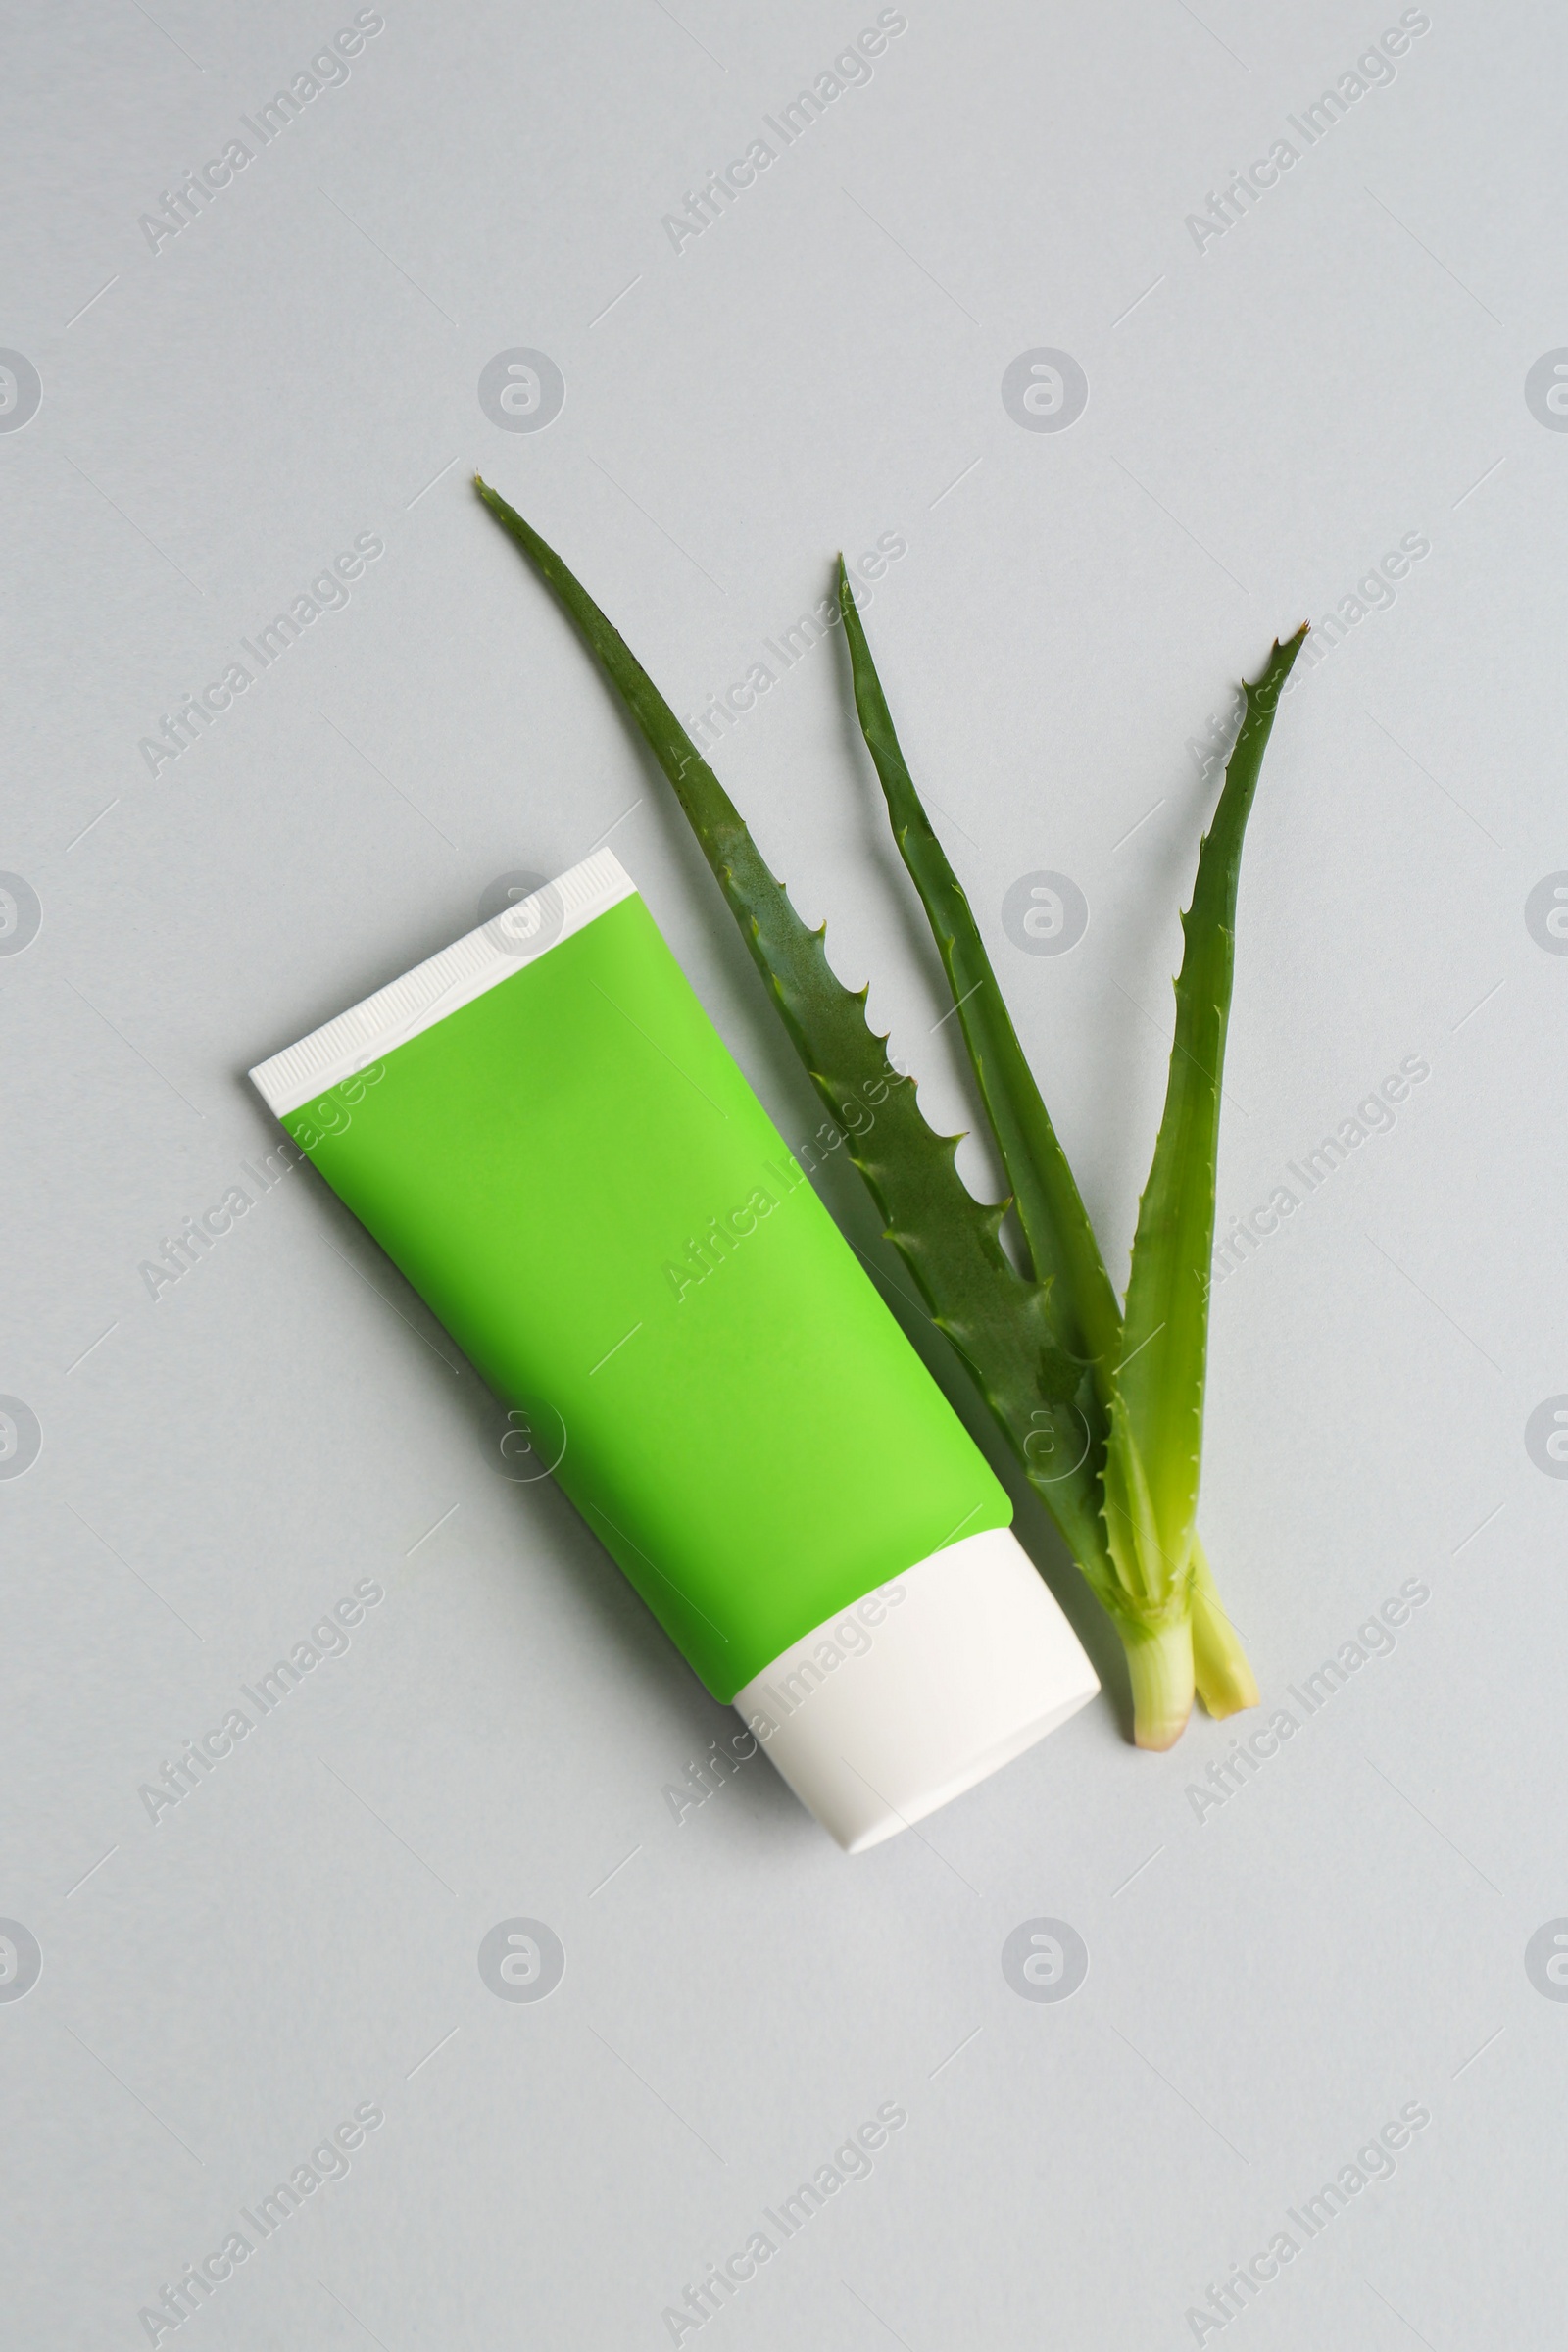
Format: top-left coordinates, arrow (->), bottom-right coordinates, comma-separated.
279,888 -> 1010,1699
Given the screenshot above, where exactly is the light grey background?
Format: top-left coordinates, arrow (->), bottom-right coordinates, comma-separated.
3,2 -> 1564,2345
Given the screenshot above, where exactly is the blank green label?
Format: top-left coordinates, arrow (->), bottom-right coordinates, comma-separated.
284,894 -> 1008,1697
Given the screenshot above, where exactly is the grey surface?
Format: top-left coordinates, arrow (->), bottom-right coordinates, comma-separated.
3,2 -> 1564,2345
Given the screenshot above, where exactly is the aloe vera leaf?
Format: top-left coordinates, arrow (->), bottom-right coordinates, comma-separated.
474,478 -> 1119,1592
836,561 -> 1122,1395
1101,629 -> 1307,1619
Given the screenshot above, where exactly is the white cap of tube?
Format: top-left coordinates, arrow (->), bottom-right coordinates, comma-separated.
733,1527 -> 1099,1853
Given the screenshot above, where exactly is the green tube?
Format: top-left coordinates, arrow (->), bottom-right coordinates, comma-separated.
251,854 -> 1096,1849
